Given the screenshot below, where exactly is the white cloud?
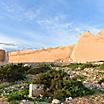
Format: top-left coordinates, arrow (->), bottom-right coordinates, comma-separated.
0,35 -> 18,50
74,24 -> 100,35
0,33 -> 36,50
0,0 -> 41,21
83,26 -> 100,34
0,0 -> 101,49
37,15 -> 101,46
36,15 -> 78,45
37,15 -> 73,35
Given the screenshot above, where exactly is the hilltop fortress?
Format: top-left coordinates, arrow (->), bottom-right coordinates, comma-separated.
1,29 -> 104,63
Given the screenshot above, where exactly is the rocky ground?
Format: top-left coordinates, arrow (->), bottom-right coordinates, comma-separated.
0,94 -> 104,104
71,94 -> 104,104
0,62 -> 104,104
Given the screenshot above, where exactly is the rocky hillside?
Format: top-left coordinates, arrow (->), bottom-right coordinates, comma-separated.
0,62 -> 104,104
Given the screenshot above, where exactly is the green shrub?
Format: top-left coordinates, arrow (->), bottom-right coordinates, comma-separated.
79,63 -> 91,70
27,63 -> 51,75
72,75 -> 86,81
63,79 -> 93,97
7,90 -> 28,101
33,69 -> 94,99
9,100 -> 19,104
64,63 -> 99,70
99,63 -> 104,70
98,72 -> 104,76
0,63 -> 26,82
64,63 -> 80,70
98,78 -> 104,84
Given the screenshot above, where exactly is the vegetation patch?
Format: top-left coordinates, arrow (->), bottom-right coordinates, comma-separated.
98,78 -> 104,84
63,63 -> 99,70
33,69 -> 94,99
27,63 -> 51,75
7,90 -> 28,101
0,63 -> 26,82
0,62 -> 104,103
99,63 -> 104,70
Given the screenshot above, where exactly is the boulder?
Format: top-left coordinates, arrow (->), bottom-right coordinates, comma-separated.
51,99 -> 61,104
20,100 -> 34,104
29,84 -> 44,97
65,97 -> 72,104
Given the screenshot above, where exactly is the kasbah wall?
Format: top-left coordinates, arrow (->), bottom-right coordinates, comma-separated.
2,29 -> 104,63
8,45 -> 74,63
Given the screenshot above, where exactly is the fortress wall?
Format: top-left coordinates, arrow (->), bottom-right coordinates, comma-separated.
0,49 -> 5,62
8,29 -> 104,63
71,32 -> 104,62
8,45 -> 74,63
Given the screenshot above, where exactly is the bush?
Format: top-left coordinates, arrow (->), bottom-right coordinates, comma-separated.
33,69 -> 94,99
27,63 -> 51,75
63,79 -> 93,97
72,75 -> 86,81
64,63 -> 99,70
64,63 -> 80,70
98,78 -> 104,84
0,63 -> 26,82
9,100 -> 19,104
79,63 -> 98,70
99,63 -> 104,70
7,90 -> 28,101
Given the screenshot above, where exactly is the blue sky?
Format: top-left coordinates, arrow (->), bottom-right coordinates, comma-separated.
0,0 -> 104,50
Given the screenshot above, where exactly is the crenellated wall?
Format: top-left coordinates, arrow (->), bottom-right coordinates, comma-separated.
8,45 -> 74,63
3,29 -> 104,63
71,30 -> 104,62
